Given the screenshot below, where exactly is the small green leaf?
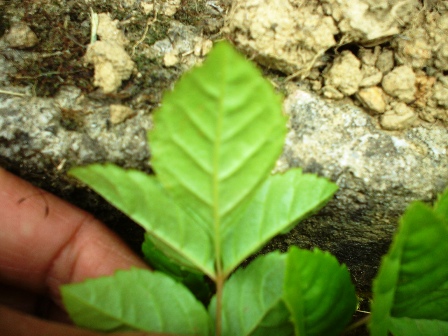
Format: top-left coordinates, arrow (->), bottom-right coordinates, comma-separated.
210,252 -> 294,336
370,191 -> 448,336
142,233 -> 213,305
283,247 -> 357,336
149,41 -> 287,265
222,169 -> 337,273
69,164 -> 215,276
61,268 -> 210,335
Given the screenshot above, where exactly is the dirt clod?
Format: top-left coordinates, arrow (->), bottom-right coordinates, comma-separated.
226,0 -> 448,129
321,0 -> 419,43
380,101 -> 418,130
83,13 -> 135,94
226,0 -> 338,76
84,40 -> 135,94
381,65 -> 416,103
324,50 -> 362,96
432,76 -> 448,108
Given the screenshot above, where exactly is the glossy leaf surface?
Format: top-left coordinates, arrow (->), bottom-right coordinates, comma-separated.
61,268 -> 210,335
370,189 -> 448,336
283,247 -> 357,336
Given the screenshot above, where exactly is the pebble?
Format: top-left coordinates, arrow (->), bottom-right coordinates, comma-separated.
163,52 -> 179,67
356,86 -> 386,114
110,104 -> 135,124
322,85 -> 344,100
360,66 -> 383,87
376,49 -> 394,74
4,22 -> 38,49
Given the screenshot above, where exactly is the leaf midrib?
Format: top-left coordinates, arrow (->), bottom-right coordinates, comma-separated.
212,52 -> 226,275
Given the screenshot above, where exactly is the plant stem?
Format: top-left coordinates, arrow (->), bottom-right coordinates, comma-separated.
342,314 -> 371,334
215,272 -> 224,336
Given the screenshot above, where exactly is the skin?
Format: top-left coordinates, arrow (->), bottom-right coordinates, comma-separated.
0,167 -> 158,336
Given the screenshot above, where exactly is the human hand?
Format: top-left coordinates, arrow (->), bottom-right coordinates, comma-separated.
0,167 -> 153,336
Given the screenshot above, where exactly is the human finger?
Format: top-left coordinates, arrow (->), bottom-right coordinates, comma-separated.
0,167 -> 148,304
0,305 -> 161,336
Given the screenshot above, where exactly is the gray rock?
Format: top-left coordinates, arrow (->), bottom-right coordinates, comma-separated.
0,86 -> 153,250
264,89 -> 448,294
0,86 -> 152,169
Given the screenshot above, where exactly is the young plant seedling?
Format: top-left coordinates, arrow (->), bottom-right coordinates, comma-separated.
61,41 -> 448,335
61,41 -> 355,335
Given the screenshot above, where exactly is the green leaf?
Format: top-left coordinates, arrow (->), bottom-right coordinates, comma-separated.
69,164 -> 215,276
210,252 -> 294,336
248,301 -> 293,336
389,317 -> 448,336
61,268 -> 210,335
142,233 -> 213,305
434,187 -> 448,219
222,169 -> 337,273
283,247 -> 357,336
370,194 -> 448,336
142,233 -> 197,279
148,41 -> 287,256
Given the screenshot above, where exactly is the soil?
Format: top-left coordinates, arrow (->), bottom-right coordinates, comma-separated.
1,1 -> 447,130
226,0 -> 448,130
1,1 -> 447,335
